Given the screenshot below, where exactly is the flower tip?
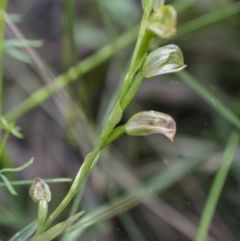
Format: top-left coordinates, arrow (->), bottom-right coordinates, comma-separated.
164,129 -> 176,142
182,64 -> 187,70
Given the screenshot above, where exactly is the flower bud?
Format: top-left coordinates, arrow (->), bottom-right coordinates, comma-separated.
29,178 -> 51,203
124,111 -> 176,141
141,44 -> 186,78
142,0 -> 165,11
147,5 -> 177,39
153,0 -> 165,12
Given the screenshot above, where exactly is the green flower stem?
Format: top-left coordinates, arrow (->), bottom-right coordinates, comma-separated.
44,100 -> 123,229
120,72 -> 144,111
119,0 -> 154,101
0,128 -> 10,160
44,150 -> 99,229
195,131 -> 239,241
94,100 -> 123,151
44,101 -> 123,229
44,2 -> 154,231
68,185 -> 85,217
36,200 -> 48,235
0,0 -> 7,116
100,125 -> 126,150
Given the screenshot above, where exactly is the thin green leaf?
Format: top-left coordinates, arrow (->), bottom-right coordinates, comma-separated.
5,47 -> 31,63
4,39 -> 43,48
10,126 -> 24,138
0,157 -> 34,174
9,220 -> 38,241
2,120 -> 24,138
0,178 -> 72,187
195,131 -> 239,241
0,116 -> 8,128
0,117 -> 23,137
6,14 -> 23,23
177,2 -> 240,36
29,212 -> 84,241
0,174 -> 18,195
0,205 -> 27,226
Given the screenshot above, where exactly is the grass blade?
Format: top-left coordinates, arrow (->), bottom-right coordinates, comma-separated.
29,212 -> 84,241
178,2 -> 240,36
66,155 -> 204,240
195,131 -> 239,241
5,47 -> 31,63
0,178 -> 72,187
9,220 -> 38,241
0,174 -> 18,195
4,39 -> 43,48
0,157 -> 34,173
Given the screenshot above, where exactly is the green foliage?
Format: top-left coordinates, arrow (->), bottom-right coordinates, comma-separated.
0,117 -> 23,138
29,212 -> 84,241
1,0 -> 240,241
3,39 -> 43,63
195,131 -> 239,241
9,221 -> 38,241
0,158 -> 34,195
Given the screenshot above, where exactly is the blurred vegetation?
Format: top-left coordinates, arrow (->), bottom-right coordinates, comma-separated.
1,0 -> 240,240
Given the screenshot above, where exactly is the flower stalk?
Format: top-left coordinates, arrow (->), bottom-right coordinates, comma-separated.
42,0 -> 186,233
29,178 -> 51,235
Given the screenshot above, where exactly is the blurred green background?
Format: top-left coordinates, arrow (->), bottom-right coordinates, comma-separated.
1,0 -> 240,240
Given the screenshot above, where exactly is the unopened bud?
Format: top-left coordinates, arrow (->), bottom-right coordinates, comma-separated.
29,178 -> 51,203
142,0 -> 165,11
147,5 -> 177,38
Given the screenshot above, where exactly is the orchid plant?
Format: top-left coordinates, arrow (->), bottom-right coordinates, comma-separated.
5,0 -> 186,240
